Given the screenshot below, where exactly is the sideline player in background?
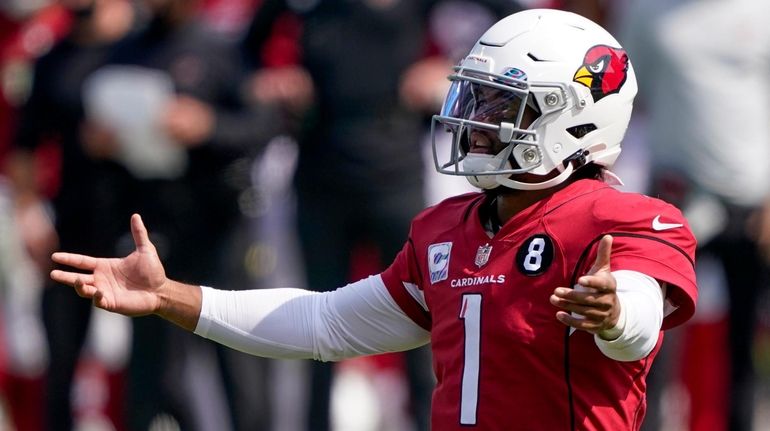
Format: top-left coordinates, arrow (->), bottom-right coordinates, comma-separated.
50,9 -> 697,430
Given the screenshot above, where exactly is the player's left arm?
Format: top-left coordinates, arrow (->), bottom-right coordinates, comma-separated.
549,235 -> 665,362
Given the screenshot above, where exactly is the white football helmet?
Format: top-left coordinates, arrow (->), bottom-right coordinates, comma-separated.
431,9 -> 637,190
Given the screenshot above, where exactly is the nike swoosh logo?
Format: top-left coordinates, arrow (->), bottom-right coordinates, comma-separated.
652,215 -> 683,231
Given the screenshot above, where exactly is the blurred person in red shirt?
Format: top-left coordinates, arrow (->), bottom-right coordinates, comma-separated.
79,0 -> 285,428
6,1 -> 135,429
0,3 -> 69,430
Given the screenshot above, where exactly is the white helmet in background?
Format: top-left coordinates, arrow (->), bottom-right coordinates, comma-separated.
431,8 -> 637,190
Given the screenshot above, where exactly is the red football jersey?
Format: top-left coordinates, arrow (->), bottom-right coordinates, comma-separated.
381,179 -> 697,431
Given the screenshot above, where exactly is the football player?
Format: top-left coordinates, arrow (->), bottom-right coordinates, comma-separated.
50,9 -> 697,431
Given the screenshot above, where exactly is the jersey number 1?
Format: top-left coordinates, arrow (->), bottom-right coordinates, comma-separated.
459,294 -> 482,425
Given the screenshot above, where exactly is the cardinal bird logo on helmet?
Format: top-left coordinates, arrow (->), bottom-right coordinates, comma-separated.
573,45 -> 629,102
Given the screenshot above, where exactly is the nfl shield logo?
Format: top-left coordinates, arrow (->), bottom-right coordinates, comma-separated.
475,243 -> 493,268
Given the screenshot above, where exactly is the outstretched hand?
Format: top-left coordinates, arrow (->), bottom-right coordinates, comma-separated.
50,214 -> 167,316
549,235 -> 621,337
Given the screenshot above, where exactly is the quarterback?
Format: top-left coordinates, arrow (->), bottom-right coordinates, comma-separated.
51,9 -> 696,431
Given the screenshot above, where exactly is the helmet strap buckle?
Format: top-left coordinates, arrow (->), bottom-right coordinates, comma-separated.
563,149 -> 589,169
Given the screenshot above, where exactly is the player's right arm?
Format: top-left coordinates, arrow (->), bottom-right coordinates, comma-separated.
51,214 -> 429,361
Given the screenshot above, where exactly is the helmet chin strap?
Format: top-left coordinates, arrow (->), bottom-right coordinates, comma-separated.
495,164 -> 574,190
467,175 -> 500,190
465,163 -> 575,191
466,163 -> 575,191
462,152 -> 576,191
463,153 -> 512,189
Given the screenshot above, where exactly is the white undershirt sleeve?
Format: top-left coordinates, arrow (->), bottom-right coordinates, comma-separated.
193,274 -> 430,362
593,270 -> 665,362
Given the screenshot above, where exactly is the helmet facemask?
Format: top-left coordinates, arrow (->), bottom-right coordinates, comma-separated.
432,67 -> 564,190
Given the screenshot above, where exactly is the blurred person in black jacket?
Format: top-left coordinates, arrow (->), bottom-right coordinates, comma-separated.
242,1 -> 520,430
85,0 -> 284,429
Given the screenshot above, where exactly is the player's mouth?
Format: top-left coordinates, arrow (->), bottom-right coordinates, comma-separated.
469,131 -> 498,154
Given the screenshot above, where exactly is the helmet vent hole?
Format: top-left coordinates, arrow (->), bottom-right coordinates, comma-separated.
567,123 -> 597,139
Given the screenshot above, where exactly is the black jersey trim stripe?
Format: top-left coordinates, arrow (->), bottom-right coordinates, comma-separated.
462,196 -> 480,222
608,232 -> 695,268
571,232 -> 694,275
564,234 -> 602,431
460,193 -> 487,224
632,355 -> 652,428
408,238 -> 432,325
408,237 -> 425,287
563,326 -> 576,431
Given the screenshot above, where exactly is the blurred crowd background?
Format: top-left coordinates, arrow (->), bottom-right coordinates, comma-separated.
0,0 -> 768,430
